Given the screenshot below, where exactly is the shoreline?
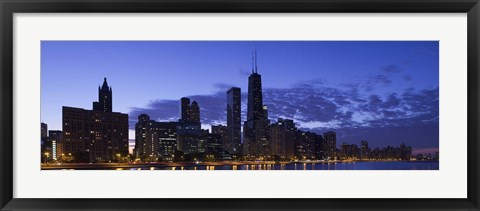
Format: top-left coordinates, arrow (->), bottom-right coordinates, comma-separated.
41,160 -> 438,170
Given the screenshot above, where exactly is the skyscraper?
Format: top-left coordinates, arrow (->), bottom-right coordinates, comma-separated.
93,77 -> 112,112
134,114 -> 179,162
180,97 -> 191,122
226,87 -> 241,154
63,78 -> 128,163
190,101 -> 200,123
269,118 -> 296,160
360,140 -> 370,160
177,97 -> 201,154
323,131 -> 336,160
40,122 -> 49,162
243,51 -> 270,157
41,123 -> 48,141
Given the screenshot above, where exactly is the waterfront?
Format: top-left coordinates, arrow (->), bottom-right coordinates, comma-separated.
41,161 -> 439,170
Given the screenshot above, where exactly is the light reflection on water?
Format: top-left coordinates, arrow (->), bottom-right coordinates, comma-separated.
132,161 -> 439,170
56,161 -> 439,170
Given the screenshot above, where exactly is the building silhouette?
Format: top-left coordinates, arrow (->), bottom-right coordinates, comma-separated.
48,130 -> 63,161
41,123 -> 49,161
360,140 -> 370,160
62,78 -> 128,163
296,130 -> 323,160
243,51 -> 270,157
190,101 -> 200,123
269,118 -> 296,160
177,97 -> 202,154
323,131 -> 337,160
180,97 -> 191,123
134,114 -> 178,161
226,87 -> 241,154
93,77 -> 112,112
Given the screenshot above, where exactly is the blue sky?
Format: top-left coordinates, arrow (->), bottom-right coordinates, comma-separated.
41,41 -> 439,153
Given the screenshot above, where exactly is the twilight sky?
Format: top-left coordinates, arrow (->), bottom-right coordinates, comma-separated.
41,41 -> 439,153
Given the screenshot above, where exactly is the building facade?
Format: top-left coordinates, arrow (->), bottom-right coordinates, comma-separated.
62,78 -> 128,163
269,118 -> 296,160
226,87 -> 241,154
243,51 -> 270,157
134,114 -> 179,161
323,131 -> 337,160
48,130 -> 63,161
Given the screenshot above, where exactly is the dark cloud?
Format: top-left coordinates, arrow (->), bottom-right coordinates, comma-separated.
381,65 -> 402,73
364,75 -> 392,92
128,81 -> 438,149
370,75 -> 392,85
403,75 -> 412,81
238,68 -> 251,77
213,83 -> 237,91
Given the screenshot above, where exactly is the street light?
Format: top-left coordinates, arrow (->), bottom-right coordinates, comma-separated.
44,152 -> 50,164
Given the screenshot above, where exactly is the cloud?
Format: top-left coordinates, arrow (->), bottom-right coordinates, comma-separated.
381,65 -> 402,73
403,75 -> 412,81
364,75 -> 392,92
128,80 -> 438,148
238,68 -> 251,77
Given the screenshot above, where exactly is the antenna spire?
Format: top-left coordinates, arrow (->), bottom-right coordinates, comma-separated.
254,48 -> 258,73
251,51 -> 255,74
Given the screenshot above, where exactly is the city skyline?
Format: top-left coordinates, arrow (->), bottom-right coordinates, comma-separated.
41,41 -> 439,153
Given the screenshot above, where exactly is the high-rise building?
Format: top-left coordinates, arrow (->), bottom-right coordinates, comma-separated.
134,114 -> 150,159
134,114 -> 179,161
177,98 -> 202,154
180,97 -> 191,122
211,125 -> 228,153
360,140 -> 370,160
41,123 -> 48,141
323,131 -> 336,160
190,101 -> 200,123
93,77 -> 112,112
226,87 -> 241,154
62,78 -> 128,163
295,130 -> 322,160
48,130 -> 63,161
269,118 -> 296,160
157,122 -> 179,158
243,51 -> 270,157
41,123 -> 49,156
340,143 -> 360,160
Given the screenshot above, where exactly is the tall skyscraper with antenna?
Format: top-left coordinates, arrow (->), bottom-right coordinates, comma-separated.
243,50 -> 270,157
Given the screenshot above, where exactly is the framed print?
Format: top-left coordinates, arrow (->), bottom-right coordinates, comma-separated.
1,0 -> 479,210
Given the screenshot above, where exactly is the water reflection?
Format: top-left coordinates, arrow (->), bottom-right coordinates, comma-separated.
56,161 -> 439,171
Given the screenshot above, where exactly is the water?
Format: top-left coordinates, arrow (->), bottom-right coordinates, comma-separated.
121,161 -> 439,170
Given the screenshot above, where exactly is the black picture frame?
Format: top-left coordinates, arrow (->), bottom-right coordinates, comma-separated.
1,0 -> 479,210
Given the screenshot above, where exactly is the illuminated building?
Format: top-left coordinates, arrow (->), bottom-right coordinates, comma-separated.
243,50 -> 270,157
296,130 -> 322,160
177,98 -> 202,154
212,125 -> 228,150
340,143 -> 360,160
323,131 -> 336,160
226,87 -> 241,154
62,78 -> 128,163
134,114 -> 178,161
269,118 -> 296,160
180,97 -> 191,123
190,101 -> 200,124
360,140 -> 370,160
48,130 -> 63,161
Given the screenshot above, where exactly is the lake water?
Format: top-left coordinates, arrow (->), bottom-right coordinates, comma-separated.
123,161 -> 439,170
